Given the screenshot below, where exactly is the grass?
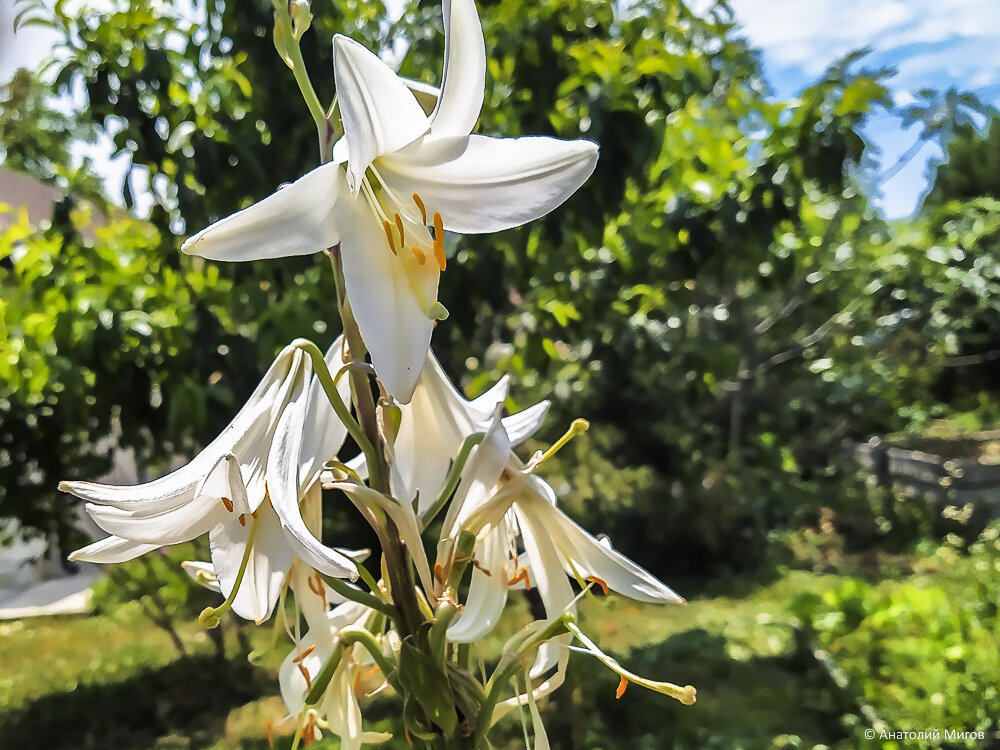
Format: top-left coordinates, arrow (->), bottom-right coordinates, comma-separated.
0,539 -> 969,749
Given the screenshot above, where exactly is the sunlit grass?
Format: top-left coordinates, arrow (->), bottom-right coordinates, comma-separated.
0,543 -> 961,749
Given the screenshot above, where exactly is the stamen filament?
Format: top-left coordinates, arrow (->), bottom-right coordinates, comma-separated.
360,177 -> 390,223
368,165 -> 423,225
199,514 -> 260,628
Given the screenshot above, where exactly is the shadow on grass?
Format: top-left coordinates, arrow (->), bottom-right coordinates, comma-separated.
0,652 -> 269,750
489,628 -> 852,750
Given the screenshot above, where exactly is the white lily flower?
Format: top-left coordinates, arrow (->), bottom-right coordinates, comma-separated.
438,411 -> 683,676
390,351 -> 550,516
63,339 -> 364,622
279,594 -> 393,750
181,0 -> 599,401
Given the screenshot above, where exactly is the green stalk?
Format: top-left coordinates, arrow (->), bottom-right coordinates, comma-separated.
421,433 -> 484,530
472,614 -> 575,748
290,338 -> 380,482
320,572 -> 398,621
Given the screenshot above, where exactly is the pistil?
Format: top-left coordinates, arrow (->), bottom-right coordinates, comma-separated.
199,514 -> 260,628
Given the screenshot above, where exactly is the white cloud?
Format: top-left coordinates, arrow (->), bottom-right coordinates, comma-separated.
730,0 -> 999,80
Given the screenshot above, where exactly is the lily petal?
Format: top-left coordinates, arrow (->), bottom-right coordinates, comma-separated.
332,34 -> 429,192
401,77 -> 440,116
392,354 -> 484,509
83,489 -> 223,545
181,161 -> 346,261
181,560 -> 222,593
210,499 -> 294,623
338,198 -> 439,402
58,347 -> 301,511
441,408 -> 511,538
330,482 -> 434,597
467,374 -> 510,420
447,520 -> 509,642
379,133 -> 598,234
502,400 -> 550,447
526,496 -> 684,605
267,398 -> 361,580
68,535 -> 160,564
516,500 -> 575,677
428,0 -> 486,139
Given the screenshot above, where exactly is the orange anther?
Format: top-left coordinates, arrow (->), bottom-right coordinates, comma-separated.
434,562 -> 446,584
432,212 -> 446,271
293,644 -> 316,663
471,559 -> 492,577
616,675 -> 628,699
302,712 -> 317,746
238,514 -> 247,527
382,220 -> 398,255
411,247 -> 427,265
412,193 -> 427,225
508,567 -> 532,590
587,576 -> 609,595
221,497 -> 234,513
297,662 -> 313,691
265,720 -> 274,749
394,213 -> 406,246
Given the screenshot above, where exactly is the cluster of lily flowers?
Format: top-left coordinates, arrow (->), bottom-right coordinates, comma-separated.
60,0 -> 695,747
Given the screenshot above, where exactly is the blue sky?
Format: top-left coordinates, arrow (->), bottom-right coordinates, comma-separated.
2,0 -> 998,218
727,0 -> 1000,217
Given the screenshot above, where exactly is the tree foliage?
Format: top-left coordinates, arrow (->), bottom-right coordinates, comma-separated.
3,0 -> 1000,573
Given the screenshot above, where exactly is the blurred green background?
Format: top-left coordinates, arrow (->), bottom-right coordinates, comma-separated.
2,0 -> 1000,747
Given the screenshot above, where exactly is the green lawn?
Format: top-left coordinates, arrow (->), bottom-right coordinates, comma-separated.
0,539 -> 990,749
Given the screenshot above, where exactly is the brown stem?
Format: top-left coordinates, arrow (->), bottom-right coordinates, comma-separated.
325,247 -> 424,636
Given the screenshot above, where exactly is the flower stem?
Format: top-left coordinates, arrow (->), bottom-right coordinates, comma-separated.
320,572 -> 399,621
472,614 -> 575,748
290,337 -> 379,483
420,432 -> 485,531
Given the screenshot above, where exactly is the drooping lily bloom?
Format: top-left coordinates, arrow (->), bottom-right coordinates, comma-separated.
388,351 -> 550,517
63,339 -> 364,622
181,0 -> 599,402
279,561 -> 394,750
436,410 -> 684,677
